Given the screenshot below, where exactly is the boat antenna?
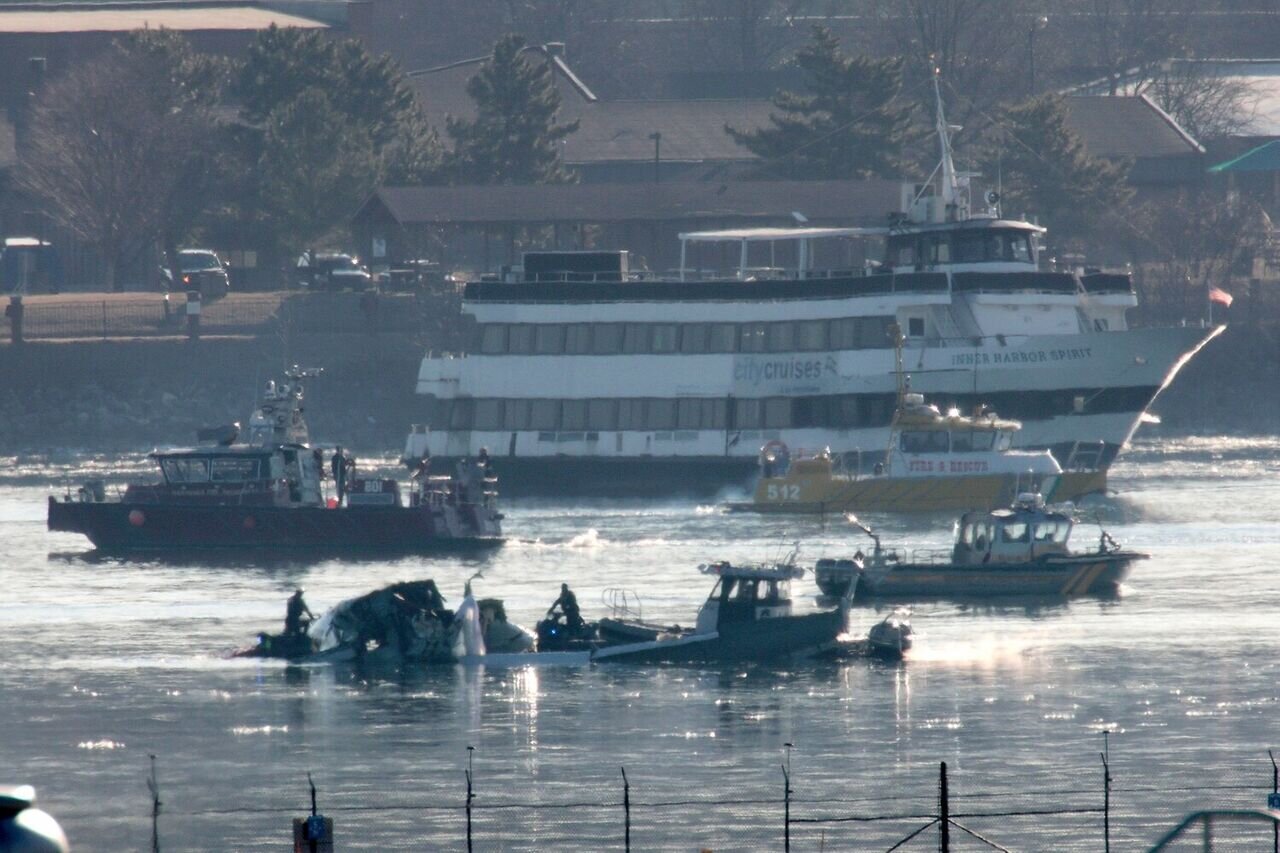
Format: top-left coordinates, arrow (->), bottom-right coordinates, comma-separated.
932,67 -> 959,221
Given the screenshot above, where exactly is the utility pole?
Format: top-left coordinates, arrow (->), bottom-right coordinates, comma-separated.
465,746 -> 475,853
783,743 -> 794,852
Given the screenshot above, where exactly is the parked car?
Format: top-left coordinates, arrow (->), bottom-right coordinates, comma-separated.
296,252 -> 373,291
161,250 -> 230,297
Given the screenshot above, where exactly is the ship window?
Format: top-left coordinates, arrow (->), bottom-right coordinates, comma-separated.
210,457 -> 262,482
953,231 -> 985,263
479,324 -> 507,354
651,324 -> 678,353
618,399 -> 645,430
906,316 -> 925,337
449,399 -> 474,429
474,399 -> 503,430
901,430 -> 949,453
1001,522 -> 1030,543
734,398 -> 763,429
764,398 -> 791,429
592,323 -> 622,354
890,235 -> 917,267
707,323 -> 737,352
830,318 -> 857,349
739,323 -> 767,353
503,399 -> 532,430
680,324 -> 708,354
561,399 -> 587,430
951,431 -> 996,452
162,457 -> 210,483
926,233 -> 951,263
565,324 -> 592,354
859,316 -> 894,348
1032,522 -> 1060,543
865,396 -> 891,426
768,322 -> 796,352
836,395 -> 860,427
796,320 -> 828,351
677,398 -> 701,429
530,399 -> 560,430
1008,232 -> 1032,262
959,522 -> 975,545
647,399 -> 676,429
587,399 -> 618,430
622,324 -> 649,353
507,324 -> 535,354
995,432 -> 1013,451
535,324 -> 564,354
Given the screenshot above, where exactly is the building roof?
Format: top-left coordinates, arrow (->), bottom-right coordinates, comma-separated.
568,100 -> 772,165
1209,138 -> 1280,172
1068,59 -> 1277,137
0,3 -> 328,34
361,180 -> 903,227
1063,95 -> 1205,157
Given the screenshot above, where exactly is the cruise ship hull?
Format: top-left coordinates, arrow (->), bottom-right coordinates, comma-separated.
404,324 -> 1220,495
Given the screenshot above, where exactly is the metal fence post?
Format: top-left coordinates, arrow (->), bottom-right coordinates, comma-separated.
939,761 -> 949,853
620,766 -> 630,852
1102,730 -> 1112,853
147,754 -> 161,853
1269,750 -> 1278,853
783,742 -> 794,853
465,746 -> 475,853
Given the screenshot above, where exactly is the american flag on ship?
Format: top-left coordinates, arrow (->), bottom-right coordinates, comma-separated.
1208,285 -> 1234,307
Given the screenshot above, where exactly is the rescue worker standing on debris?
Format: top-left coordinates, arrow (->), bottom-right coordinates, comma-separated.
548,583 -> 584,630
285,589 -> 315,637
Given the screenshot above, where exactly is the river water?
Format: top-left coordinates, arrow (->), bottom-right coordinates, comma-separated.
2,437 -> 1278,851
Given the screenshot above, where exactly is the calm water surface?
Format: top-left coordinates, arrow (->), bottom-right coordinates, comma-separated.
1,436 -> 1278,850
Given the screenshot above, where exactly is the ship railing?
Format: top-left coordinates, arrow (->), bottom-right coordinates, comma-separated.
907,547 -> 953,564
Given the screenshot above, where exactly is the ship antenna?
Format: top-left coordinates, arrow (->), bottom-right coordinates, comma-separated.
932,69 -> 959,219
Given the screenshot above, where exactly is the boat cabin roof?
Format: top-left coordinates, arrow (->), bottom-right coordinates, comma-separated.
895,396 -> 1020,432
149,443 -> 303,459
700,561 -> 804,581
678,226 -> 887,243
890,217 -> 1046,236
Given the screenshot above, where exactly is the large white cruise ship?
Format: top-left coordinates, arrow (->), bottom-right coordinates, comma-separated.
404,89 -> 1220,493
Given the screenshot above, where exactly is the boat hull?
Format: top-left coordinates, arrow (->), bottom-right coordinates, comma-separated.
591,609 -> 845,664
857,553 -> 1143,600
47,498 -> 503,552
729,469 -> 1107,515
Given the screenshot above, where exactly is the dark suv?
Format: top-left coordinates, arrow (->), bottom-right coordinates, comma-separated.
297,253 -> 372,291
162,250 -> 230,296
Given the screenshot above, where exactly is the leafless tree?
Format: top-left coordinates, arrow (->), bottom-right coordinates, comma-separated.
18,34 -> 219,290
1136,61 -> 1260,141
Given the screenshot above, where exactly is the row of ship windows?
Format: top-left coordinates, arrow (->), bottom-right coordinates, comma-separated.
474,315 -> 902,356
426,395 -> 899,432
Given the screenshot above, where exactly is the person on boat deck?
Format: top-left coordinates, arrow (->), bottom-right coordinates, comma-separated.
331,447 -> 346,502
411,452 -> 431,481
285,589 -> 315,637
548,583 -> 584,630
478,446 -> 492,477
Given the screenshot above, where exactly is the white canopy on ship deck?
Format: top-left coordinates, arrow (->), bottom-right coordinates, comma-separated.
676,226 -> 889,280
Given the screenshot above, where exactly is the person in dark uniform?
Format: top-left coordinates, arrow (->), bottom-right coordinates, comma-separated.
478,446 -> 492,477
547,583 -> 584,630
284,589 -> 315,637
331,446 -> 346,502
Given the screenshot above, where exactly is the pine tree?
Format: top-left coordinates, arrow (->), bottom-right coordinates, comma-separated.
726,26 -> 917,180
986,94 -> 1132,245
229,25 -> 441,252
445,34 -> 579,185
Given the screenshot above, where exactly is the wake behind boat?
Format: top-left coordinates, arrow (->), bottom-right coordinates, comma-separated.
47,368 -> 503,552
